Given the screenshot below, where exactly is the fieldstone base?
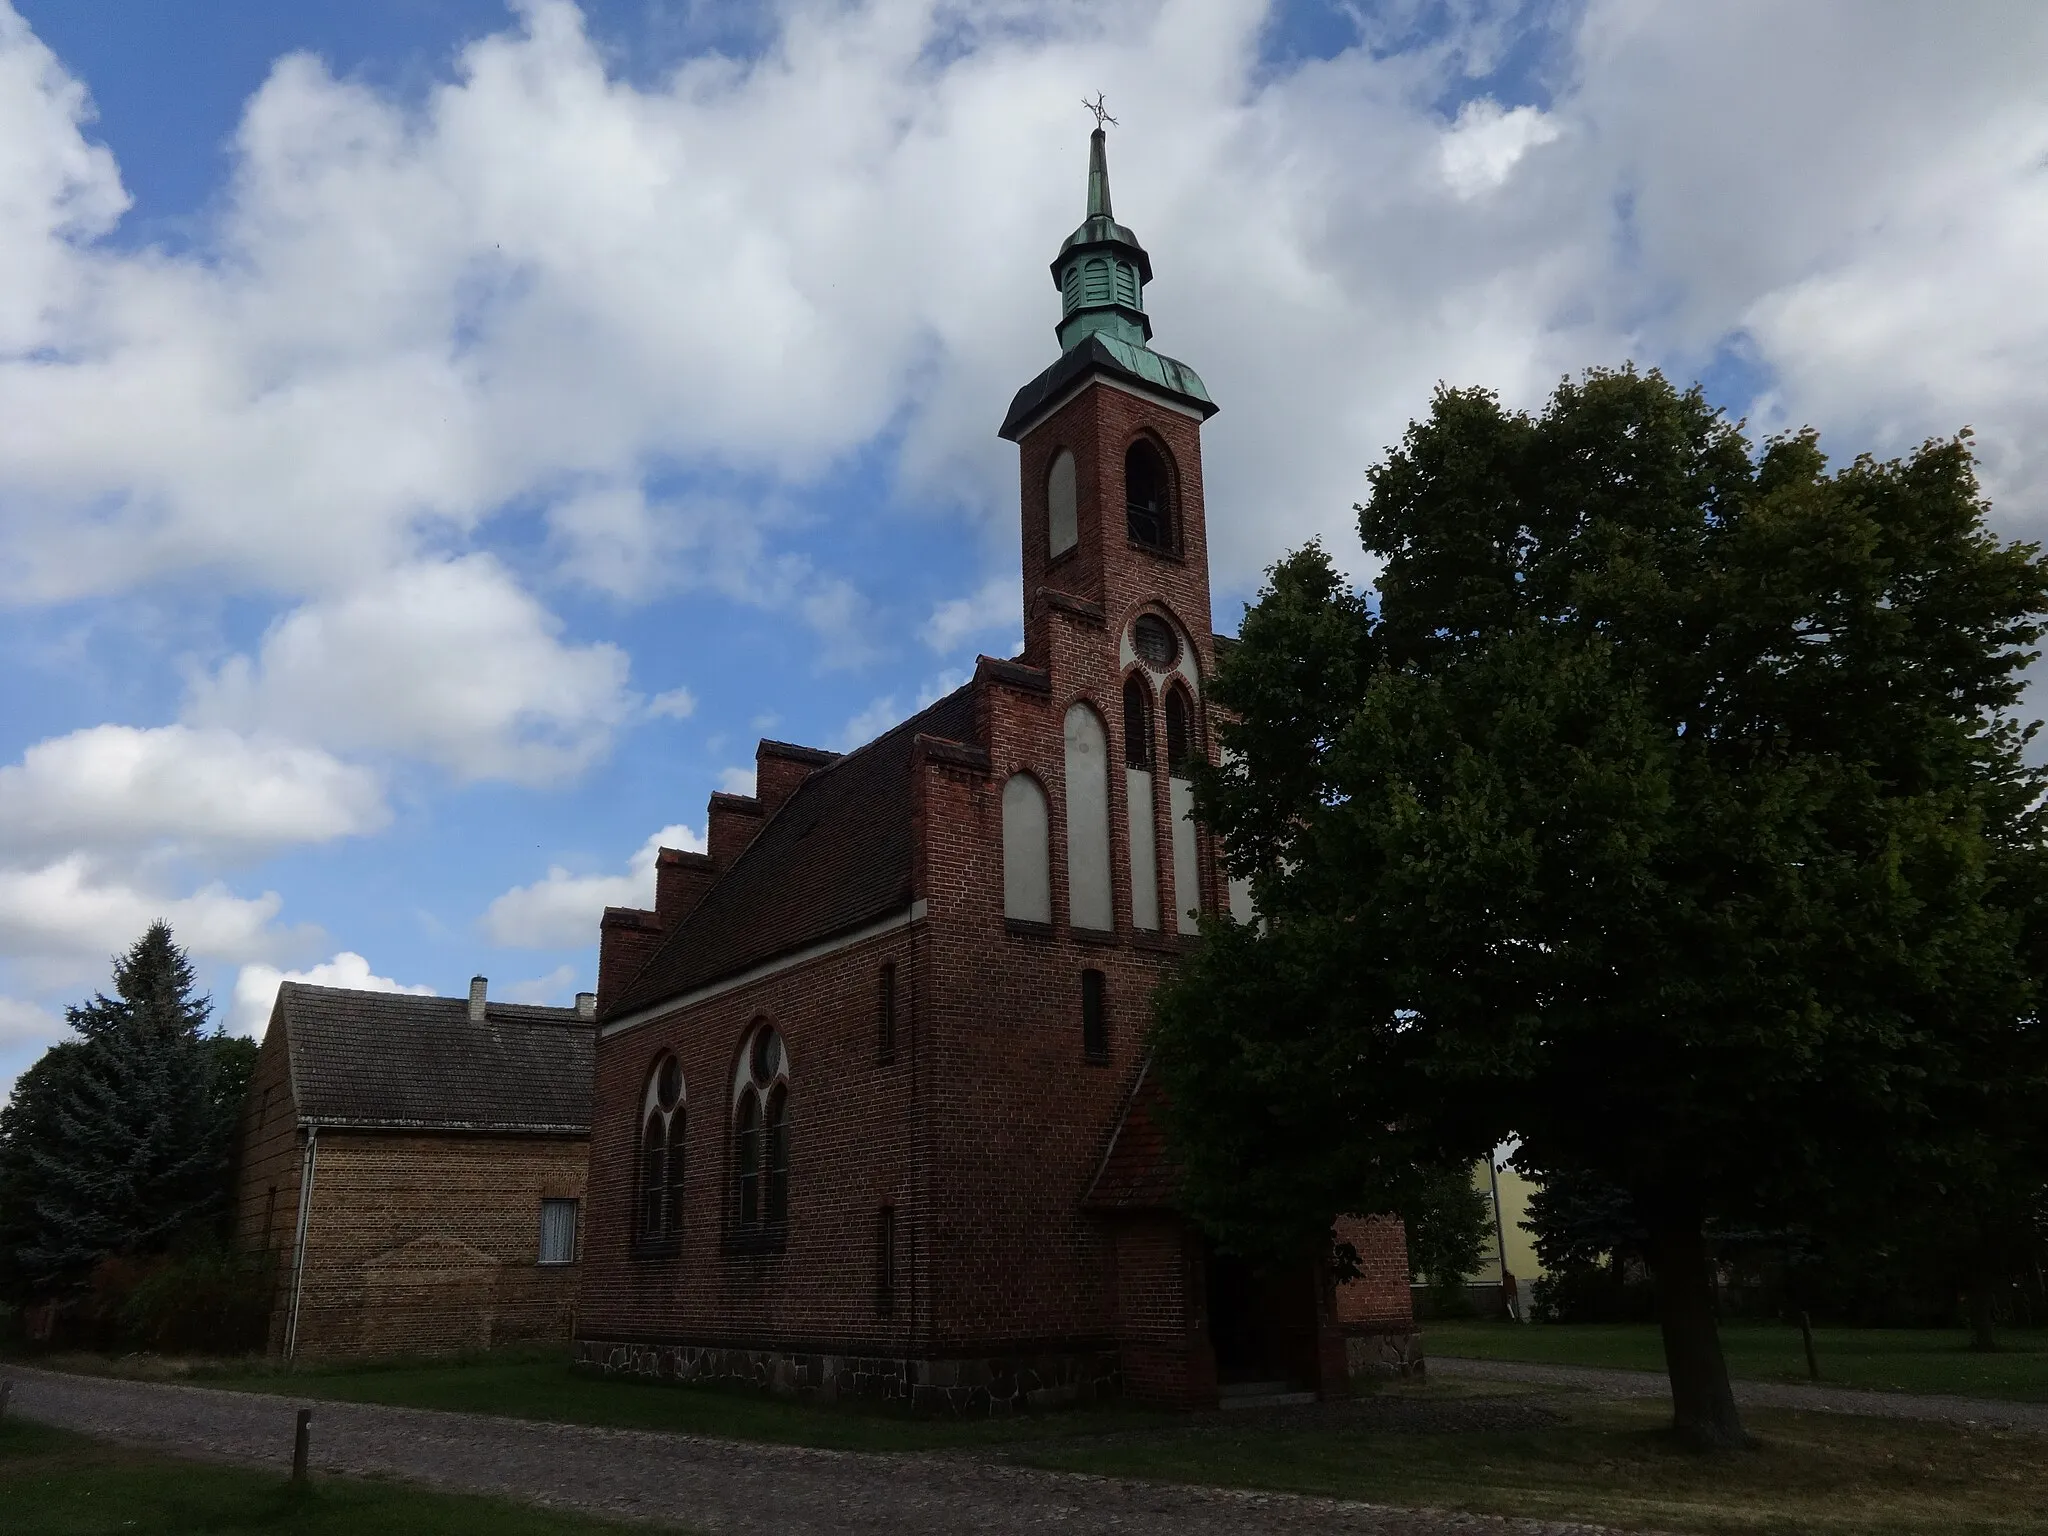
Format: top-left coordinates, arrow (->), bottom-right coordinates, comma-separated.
574,1337 -> 1120,1416
1344,1327 -> 1425,1380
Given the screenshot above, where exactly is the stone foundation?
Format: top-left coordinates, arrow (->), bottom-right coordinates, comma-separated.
574,1337 -> 1120,1416
1344,1327 -> 1425,1380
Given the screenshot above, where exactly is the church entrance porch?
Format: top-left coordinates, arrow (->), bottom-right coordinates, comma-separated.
1203,1246 -> 1324,1398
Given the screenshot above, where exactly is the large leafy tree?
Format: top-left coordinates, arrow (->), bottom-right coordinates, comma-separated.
0,923 -> 243,1300
1154,368 -> 2048,1447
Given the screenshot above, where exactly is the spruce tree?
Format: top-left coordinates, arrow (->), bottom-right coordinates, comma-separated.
3,923 -> 233,1295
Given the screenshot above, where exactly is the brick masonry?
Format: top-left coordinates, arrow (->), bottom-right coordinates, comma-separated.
577,365 -> 1415,1411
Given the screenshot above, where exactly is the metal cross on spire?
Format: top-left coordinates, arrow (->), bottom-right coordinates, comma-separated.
1083,93 -> 1117,130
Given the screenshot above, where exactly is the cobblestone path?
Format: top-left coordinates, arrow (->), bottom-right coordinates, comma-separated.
1430,1355 -> 2048,1431
5,1365 -> 1620,1535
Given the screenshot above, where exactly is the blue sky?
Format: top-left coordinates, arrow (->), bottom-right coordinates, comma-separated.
2,0 -> 2045,1088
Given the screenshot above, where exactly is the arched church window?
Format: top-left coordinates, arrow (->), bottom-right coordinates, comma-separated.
1125,440 -> 1174,550
1046,448 -> 1078,559
1123,675 -> 1152,770
1123,675 -> 1160,931
1002,774 -> 1052,923
1084,258 -> 1111,303
1165,684 -> 1194,772
732,1024 -> 789,1232
1165,683 -> 1201,934
637,1053 -> 685,1245
1063,703 -> 1114,932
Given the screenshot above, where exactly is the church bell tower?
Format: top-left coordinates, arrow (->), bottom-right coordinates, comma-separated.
999,116 -> 1220,679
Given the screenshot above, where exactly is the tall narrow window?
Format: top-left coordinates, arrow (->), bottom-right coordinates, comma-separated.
1046,448 -> 1078,559
1084,257 -> 1111,302
876,1206 -> 896,1305
1125,440 -> 1173,550
1081,968 -> 1108,1063
637,1054 -> 685,1246
1063,704 -> 1114,931
1123,675 -> 1159,931
1166,682 -> 1201,934
732,1024 -> 790,1238
1122,676 -> 1152,770
734,1093 -> 761,1226
878,962 -> 897,1061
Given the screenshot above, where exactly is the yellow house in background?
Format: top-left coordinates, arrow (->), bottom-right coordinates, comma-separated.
1460,1149 -> 1546,1319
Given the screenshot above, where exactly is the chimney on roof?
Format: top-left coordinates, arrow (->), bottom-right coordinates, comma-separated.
575,991 -> 596,1019
468,975 -> 487,1023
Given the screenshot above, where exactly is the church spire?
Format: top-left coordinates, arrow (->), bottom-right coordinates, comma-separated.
1052,113 -> 1153,352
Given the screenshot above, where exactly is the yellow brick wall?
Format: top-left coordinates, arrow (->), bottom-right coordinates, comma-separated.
287,1131 -> 590,1360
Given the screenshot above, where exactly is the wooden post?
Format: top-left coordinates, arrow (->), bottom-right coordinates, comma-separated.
1799,1310 -> 1820,1380
291,1408 -> 311,1482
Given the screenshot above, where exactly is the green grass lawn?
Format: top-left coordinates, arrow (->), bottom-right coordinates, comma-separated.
1424,1320 -> 2048,1401
31,1344 -> 1177,1454
1017,1392 -> 2048,1536
0,1415 -> 671,1535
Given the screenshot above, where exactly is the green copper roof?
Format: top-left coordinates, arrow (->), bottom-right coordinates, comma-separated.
999,124 -> 1214,439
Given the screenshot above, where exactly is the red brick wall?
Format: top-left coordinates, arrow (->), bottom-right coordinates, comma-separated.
1333,1214 -> 1416,1331
1104,1217 -> 1215,1407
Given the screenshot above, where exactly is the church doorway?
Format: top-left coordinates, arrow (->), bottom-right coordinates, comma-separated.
1203,1244 -> 1319,1389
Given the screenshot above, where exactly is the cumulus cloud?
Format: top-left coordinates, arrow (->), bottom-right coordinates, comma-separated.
923,575 -> 1022,655
185,555 -> 633,785
1439,99 -> 1561,199
717,766 -> 757,796
481,822 -> 702,948
647,688 -> 697,721
0,856 -> 298,977
0,723 -> 385,861
230,950 -> 435,1036
0,993 -> 60,1047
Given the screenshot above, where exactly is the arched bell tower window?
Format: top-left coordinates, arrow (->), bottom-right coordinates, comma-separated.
1122,676 -> 1153,770
637,1054 -> 685,1247
1046,448 -> 1078,559
1125,439 -> 1174,551
1165,684 -> 1194,772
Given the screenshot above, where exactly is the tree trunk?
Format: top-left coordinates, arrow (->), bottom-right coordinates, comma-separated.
1645,1218 -> 1749,1450
1966,1274 -> 2001,1353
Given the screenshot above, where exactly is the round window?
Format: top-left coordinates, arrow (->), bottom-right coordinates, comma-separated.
656,1056 -> 682,1111
750,1028 -> 781,1085
1133,614 -> 1178,670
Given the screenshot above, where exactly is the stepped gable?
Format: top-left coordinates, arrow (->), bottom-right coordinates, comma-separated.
279,983 -> 592,1133
607,682 -> 981,1019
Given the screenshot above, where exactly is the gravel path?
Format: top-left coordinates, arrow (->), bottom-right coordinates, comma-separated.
1430,1355 -> 2048,1430
3,1365 -> 1619,1535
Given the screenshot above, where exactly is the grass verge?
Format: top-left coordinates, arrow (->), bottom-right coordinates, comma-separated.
0,1414 -> 667,1535
1424,1320 -> 2048,1400
18,1344 -> 1176,1454
1012,1393 -> 2048,1536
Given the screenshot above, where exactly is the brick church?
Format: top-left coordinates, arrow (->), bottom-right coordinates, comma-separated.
575,127 -> 1416,1411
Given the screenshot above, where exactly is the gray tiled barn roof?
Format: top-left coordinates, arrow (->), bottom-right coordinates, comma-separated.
278,983 -> 593,1133
607,683 -> 981,1019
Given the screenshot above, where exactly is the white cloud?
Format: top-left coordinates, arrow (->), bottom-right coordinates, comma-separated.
923,575 -> 1022,655
481,822 -> 702,948
834,697 -> 903,753
0,855 -> 298,975
230,950 -> 435,1036
717,765 -> 757,796
185,555 -> 633,786
1439,99 -> 1561,199
499,964 -> 579,1005
647,687 -> 697,720
0,994 -> 60,1048
0,723 -> 385,861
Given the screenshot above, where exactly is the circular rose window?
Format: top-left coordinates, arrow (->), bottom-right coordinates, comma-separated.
1133,614 -> 1178,670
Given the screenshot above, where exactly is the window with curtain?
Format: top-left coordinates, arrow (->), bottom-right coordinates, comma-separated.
539,1198 -> 579,1265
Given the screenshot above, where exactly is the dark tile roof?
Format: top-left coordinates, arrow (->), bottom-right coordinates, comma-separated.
279,984 -> 593,1133
1084,1062 -> 1182,1213
607,684 -> 982,1018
